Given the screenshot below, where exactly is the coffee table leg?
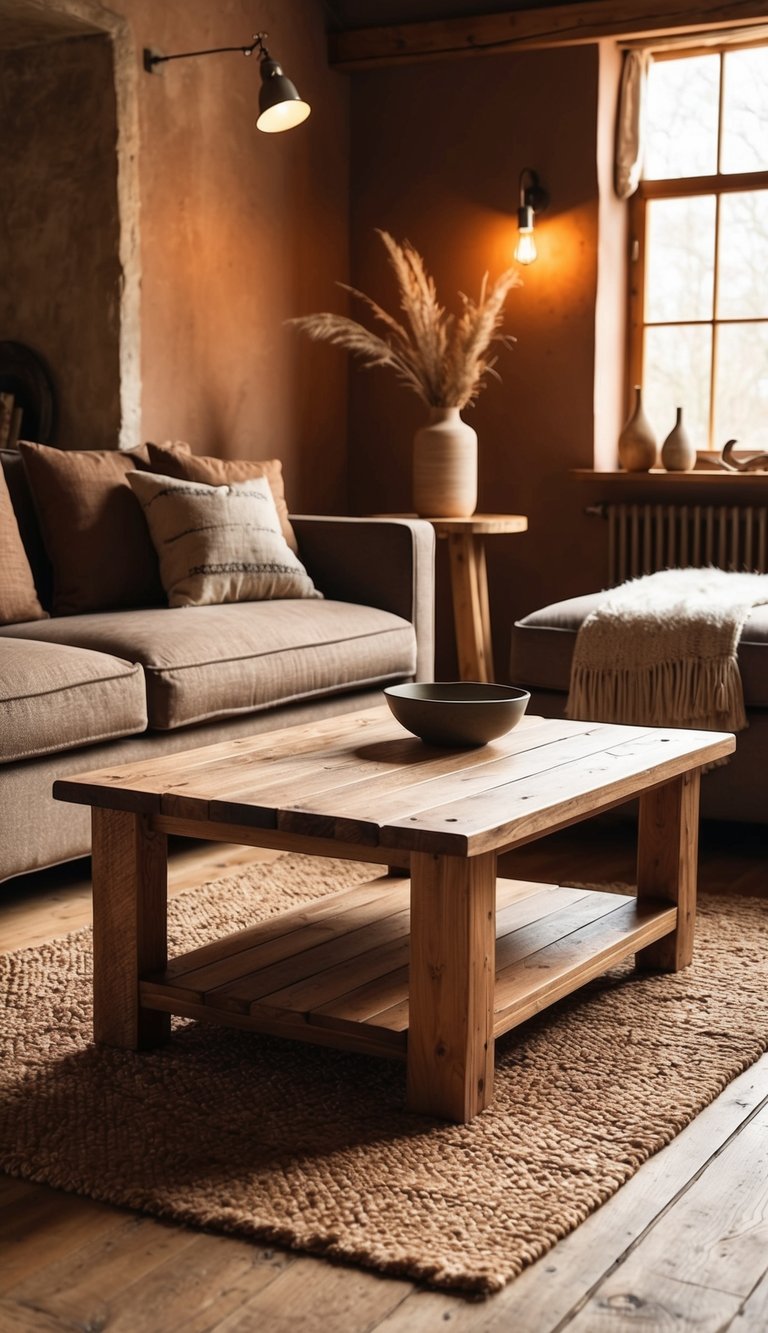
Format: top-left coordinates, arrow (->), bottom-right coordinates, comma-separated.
406,849 -> 496,1122
91,807 -> 170,1049
636,770 -> 701,971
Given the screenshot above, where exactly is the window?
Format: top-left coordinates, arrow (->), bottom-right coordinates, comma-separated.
629,44 -> 768,454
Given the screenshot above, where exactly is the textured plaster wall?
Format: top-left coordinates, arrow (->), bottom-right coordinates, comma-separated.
117,0 -> 350,514
1,0 -> 350,513
0,34 -> 122,449
0,0 -> 622,580
346,44 -> 609,674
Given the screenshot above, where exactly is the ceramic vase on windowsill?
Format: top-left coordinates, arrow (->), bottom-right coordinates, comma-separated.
413,407 -> 478,518
661,406 -> 696,472
618,385 -> 658,472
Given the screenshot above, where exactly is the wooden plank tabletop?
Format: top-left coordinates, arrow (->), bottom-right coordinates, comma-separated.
54,707 -> 735,857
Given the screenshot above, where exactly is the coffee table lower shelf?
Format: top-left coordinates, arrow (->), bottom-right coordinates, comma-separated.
140,875 -> 676,1061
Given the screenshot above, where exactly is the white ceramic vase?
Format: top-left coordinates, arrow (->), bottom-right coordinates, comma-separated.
617,385 -> 657,472
412,406 -> 478,518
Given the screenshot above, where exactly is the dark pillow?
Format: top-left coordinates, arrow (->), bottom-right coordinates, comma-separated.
1,448 -> 52,609
0,461 -> 47,624
19,441 -> 163,615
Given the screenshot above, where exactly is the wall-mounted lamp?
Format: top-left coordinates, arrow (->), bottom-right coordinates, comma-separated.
142,32 -> 310,134
514,168 -> 549,265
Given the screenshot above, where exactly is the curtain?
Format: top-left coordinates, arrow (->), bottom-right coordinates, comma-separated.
614,49 -> 650,200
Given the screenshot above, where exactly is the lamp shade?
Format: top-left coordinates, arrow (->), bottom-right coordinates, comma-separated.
257,59 -> 310,132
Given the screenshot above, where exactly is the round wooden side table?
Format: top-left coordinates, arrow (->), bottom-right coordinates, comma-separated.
380,514 -> 528,682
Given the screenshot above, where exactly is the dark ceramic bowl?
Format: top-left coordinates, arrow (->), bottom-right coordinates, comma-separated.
384,681 -> 530,747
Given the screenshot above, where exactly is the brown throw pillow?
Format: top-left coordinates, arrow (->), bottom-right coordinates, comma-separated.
126,470 -> 320,608
0,462 -> 47,624
146,441 -> 298,552
19,442 -> 164,615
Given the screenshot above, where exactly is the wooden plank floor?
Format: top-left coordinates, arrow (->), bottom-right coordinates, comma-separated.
1,819 -> 766,1332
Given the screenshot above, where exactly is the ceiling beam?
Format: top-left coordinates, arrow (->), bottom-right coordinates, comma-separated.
328,1 -> 768,68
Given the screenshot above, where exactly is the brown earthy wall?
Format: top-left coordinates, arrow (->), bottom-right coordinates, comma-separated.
1,2 -> 621,614
0,34 -> 122,450
1,0 -> 349,513
346,44 -> 610,675
125,0 -> 350,513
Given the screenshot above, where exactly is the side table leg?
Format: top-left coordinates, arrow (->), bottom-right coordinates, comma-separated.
91,806 -> 170,1048
474,539 -> 494,681
406,850 -> 496,1122
635,770 -> 701,971
447,534 -> 493,682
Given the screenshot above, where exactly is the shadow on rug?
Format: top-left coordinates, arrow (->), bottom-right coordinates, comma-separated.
1,853 -> 766,1295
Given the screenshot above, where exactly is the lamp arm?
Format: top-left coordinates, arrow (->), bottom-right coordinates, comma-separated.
144,33 -> 270,73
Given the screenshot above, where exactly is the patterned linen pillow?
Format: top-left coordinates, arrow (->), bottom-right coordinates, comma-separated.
0,461 -> 47,624
127,470 -> 320,608
146,441 -> 298,552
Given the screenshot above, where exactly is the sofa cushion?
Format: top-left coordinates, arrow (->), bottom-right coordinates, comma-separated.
0,600 -> 418,730
511,592 -> 768,708
146,441 -> 298,552
0,463 -> 47,625
126,471 -> 319,607
18,441 -> 164,615
0,637 -> 147,764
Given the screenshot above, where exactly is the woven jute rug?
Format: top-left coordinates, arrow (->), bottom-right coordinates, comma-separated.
2,854 -> 767,1295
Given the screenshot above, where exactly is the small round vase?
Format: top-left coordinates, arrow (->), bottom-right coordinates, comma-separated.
661,406 -> 696,472
618,385 -> 657,472
413,407 -> 477,518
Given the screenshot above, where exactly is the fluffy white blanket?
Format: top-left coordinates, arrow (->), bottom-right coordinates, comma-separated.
566,568 -> 768,732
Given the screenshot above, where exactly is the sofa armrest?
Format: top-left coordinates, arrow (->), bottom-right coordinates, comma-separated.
291,516 -> 435,681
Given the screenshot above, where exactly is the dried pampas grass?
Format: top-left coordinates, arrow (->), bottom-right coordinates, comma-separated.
288,230 -> 520,410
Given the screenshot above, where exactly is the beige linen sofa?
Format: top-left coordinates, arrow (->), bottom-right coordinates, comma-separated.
0,447 -> 435,883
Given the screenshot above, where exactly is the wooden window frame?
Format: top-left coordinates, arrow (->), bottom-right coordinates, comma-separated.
627,43 -> 768,453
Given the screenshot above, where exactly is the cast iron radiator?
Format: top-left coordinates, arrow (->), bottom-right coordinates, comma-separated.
587,502 -> 768,585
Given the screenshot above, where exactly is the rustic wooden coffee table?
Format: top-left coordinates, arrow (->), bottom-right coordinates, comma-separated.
55,708 -> 734,1123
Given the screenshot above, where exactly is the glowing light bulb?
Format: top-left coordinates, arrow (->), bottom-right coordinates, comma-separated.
514,227 -> 537,265
514,170 -> 548,265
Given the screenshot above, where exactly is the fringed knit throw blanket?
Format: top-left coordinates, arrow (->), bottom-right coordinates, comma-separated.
567,568 -> 768,733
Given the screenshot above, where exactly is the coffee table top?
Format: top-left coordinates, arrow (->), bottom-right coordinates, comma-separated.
55,707 -> 734,857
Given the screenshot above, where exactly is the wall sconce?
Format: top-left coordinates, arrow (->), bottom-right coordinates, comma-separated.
514,168 -> 549,265
142,33 -> 310,133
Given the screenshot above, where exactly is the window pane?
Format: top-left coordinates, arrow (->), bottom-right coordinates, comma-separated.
643,325 -> 712,450
645,196 -> 715,322
713,323 -> 768,451
721,47 -> 768,173
717,191 -> 768,319
644,56 -> 719,180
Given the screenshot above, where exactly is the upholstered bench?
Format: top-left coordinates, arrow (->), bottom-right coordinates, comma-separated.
510,592 -> 768,824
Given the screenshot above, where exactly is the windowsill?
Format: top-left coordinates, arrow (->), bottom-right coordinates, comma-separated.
573,469 -> 768,487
